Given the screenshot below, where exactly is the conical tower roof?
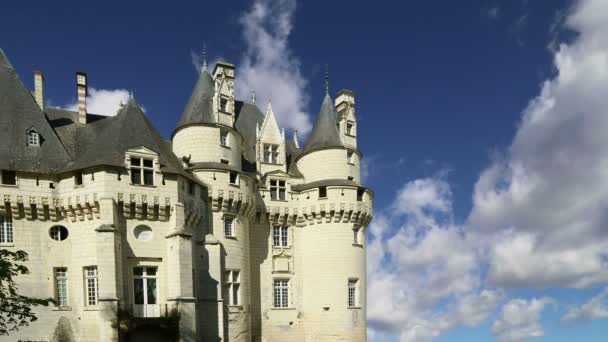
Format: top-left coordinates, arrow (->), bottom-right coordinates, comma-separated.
175,67 -> 215,132
303,93 -> 343,152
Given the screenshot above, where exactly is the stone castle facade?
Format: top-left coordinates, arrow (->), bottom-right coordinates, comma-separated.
0,49 -> 373,341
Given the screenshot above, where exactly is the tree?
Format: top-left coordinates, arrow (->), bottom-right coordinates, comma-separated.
0,249 -> 55,335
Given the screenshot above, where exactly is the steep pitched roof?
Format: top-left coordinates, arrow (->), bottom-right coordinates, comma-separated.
0,49 -> 71,173
175,69 -> 215,132
303,93 -> 343,152
234,101 -> 265,162
51,99 -> 194,180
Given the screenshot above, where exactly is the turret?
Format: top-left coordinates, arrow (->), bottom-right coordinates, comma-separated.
212,61 -> 235,127
336,89 -> 357,149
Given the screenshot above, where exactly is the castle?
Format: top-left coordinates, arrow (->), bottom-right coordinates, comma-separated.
0,49 -> 373,342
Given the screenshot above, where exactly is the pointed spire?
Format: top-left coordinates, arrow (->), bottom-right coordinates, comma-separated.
303,92 -> 343,152
325,64 -> 329,94
202,45 -> 208,72
266,99 -> 273,116
251,89 -> 256,104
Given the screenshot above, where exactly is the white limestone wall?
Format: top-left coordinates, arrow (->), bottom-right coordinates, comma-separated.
297,148 -> 360,184
173,125 -> 243,168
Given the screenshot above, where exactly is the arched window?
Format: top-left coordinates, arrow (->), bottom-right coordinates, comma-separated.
49,225 -> 68,241
26,129 -> 39,146
134,225 -> 153,241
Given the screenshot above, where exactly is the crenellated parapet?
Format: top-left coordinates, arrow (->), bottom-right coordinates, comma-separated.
208,186 -> 256,217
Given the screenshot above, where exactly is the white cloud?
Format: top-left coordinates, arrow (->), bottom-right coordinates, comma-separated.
492,298 -> 554,342
368,177 -> 501,342
562,287 -> 608,323
468,0 -> 608,289
66,88 -> 130,116
235,0 -> 311,134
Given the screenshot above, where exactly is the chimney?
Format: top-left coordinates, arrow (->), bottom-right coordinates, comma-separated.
76,72 -> 87,124
34,71 -> 44,110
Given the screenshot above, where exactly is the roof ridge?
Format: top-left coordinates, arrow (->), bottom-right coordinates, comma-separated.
303,93 -> 343,152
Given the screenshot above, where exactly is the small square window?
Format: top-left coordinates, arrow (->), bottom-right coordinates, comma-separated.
130,156 -> 155,186
221,159 -> 229,165
26,130 -> 39,146
319,186 -> 327,198
1,170 -> 16,185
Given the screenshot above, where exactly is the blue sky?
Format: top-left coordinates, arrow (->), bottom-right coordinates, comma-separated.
3,0 -> 608,341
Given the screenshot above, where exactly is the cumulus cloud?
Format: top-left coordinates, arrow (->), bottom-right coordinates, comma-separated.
468,0 -> 608,289
368,177 -> 502,342
235,0 -> 311,134
66,88 -> 130,116
562,287 -> 608,323
492,298 -> 554,342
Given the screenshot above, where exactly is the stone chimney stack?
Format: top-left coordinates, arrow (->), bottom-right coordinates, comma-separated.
76,71 -> 87,124
34,71 -> 44,110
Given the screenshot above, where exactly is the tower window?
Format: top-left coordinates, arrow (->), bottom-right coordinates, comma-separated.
84,266 -> 98,306
1,170 -> 16,185
74,172 -> 83,186
270,179 -> 286,201
220,97 -> 228,112
26,130 -> 39,146
273,225 -> 289,247
49,225 -> 69,241
347,151 -> 355,164
224,269 -> 240,306
220,129 -> 229,146
346,121 -> 355,136
273,279 -> 289,308
0,216 -> 13,244
229,172 -> 239,185
319,186 -> 327,199
348,279 -> 359,308
130,157 -> 154,186
55,268 -> 69,306
263,144 -> 279,164
357,188 -> 364,201
224,216 -> 235,237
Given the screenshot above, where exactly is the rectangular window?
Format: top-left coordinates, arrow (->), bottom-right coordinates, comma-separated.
133,266 -> 158,317
220,97 -> 228,112
26,131 -> 39,146
263,144 -> 279,164
269,179 -> 286,201
357,188 -> 364,202
220,130 -> 229,146
220,159 -> 229,165
229,172 -> 239,185
55,268 -> 69,306
273,279 -> 289,308
347,151 -> 355,164
319,186 -> 327,198
273,226 -> 289,247
188,181 -> 195,195
0,216 -> 13,244
348,279 -> 358,308
224,269 -> 240,306
84,266 -> 98,306
74,172 -> 83,186
224,216 -> 234,237
130,157 -> 154,186
346,121 -> 354,136
353,227 -> 360,244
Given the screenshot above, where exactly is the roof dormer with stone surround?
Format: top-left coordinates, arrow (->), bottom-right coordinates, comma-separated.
256,101 -> 287,175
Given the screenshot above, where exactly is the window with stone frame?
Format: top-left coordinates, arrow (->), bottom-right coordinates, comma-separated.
130,157 -> 154,186
224,216 -> 235,238
346,121 -> 355,136
0,216 -> 13,244
273,225 -> 289,247
269,179 -> 286,201
263,144 -> 279,164
273,279 -> 289,308
224,269 -> 240,306
229,172 -> 239,185
55,267 -> 69,306
220,129 -> 229,147
347,151 -> 355,164
84,266 -> 98,306
1,170 -> 16,185
348,278 -> 359,308
26,129 -> 39,146
220,96 -> 228,112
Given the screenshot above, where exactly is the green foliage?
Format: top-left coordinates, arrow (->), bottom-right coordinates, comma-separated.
0,249 -> 55,335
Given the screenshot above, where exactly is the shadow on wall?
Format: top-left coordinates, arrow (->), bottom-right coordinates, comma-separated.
50,316 -> 74,342
250,191 -> 270,341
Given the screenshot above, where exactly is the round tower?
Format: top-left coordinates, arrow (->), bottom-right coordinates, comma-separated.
293,86 -> 371,341
171,60 -> 256,342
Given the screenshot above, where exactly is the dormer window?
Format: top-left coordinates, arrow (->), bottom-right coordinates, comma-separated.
26,129 -> 39,146
263,144 -> 279,164
130,157 -> 154,186
346,121 -> 355,136
220,97 -> 228,112
269,179 -> 286,201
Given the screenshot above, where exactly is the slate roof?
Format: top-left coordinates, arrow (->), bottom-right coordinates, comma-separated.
175,68 -> 215,132
234,101 -> 265,162
0,49 -> 71,173
303,93 -> 343,152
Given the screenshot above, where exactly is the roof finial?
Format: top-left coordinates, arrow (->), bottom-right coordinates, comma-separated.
202,45 -> 208,72
325,64 -> 329,94
251,89 -> 256,104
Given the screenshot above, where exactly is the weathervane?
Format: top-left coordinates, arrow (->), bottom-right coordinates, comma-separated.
202,45 -> 208,71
